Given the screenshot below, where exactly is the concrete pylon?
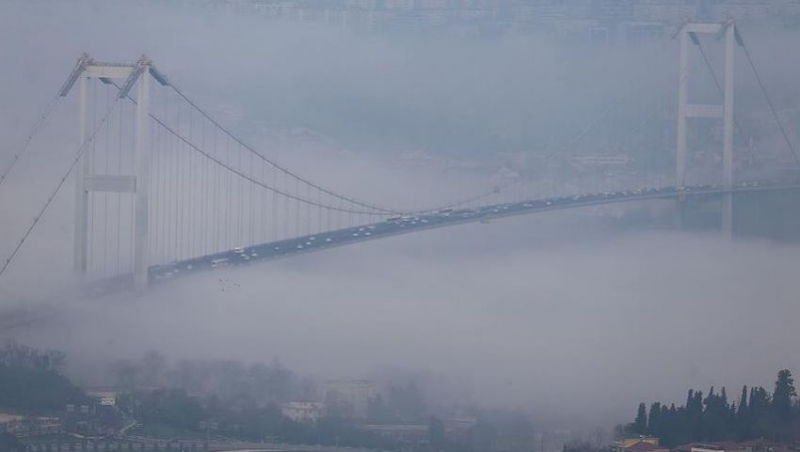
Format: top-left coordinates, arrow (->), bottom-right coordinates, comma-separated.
61,55 -> 154,287
675,20 -> 736,237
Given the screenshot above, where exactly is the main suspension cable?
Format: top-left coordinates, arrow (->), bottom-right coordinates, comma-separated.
0,91 -> 63,190
167,82 -> 400,214
693,35 -> 755,161
735,29 -> 799,164
111,79 -> 402,215
0,98 -> 121,281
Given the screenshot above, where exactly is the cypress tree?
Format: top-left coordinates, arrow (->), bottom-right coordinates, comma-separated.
648,402 -> 661,436
772,369 -> 796,422
634,403 -> 648,434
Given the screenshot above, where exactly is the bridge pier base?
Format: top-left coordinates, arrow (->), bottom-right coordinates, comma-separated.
722,193 -> 733,238
676,192 -> 687,231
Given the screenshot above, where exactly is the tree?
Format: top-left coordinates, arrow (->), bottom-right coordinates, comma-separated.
428,416 -> 446,451
136,388 -> 205,431
633,403 -> 647,434
108,359 -> 140,390
388,383 -> 426,422
772,369 -> 796,422
366,394 -> 392,423
0,432 -> 24,452
647,403 -> 661,436
736,386 -> 749,440
748,386 -> 772,438
140,350 -> 167,387
0,357 -> 87,412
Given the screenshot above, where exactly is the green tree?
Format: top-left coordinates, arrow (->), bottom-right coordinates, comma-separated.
137,388 -> 205,431
366,394 -> 392,423
736,386 -> 749,440
140,350 -> 167,387
633,403 -> 647,434
428,415 -> 446,451
647,403 -> 661,436
0,432 -> 25,452
772,369 -> 796,422
0,360 -> 87,411
747,386 -> 771,438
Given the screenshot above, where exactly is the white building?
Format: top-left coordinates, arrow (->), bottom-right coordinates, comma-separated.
281,402 -> 325,423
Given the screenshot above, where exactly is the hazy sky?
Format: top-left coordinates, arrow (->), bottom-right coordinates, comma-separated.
2,0 -> 800,432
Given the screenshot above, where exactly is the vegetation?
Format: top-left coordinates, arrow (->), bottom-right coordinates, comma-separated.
0,342 -> 87,413
0,344 -> 534,452
625,369 -> 800,446
0,432 -> 25,452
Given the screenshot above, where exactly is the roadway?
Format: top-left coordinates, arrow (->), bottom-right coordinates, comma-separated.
148,181 -> 800,283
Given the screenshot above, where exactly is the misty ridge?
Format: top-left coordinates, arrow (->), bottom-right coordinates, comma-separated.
1,0 -> 800,439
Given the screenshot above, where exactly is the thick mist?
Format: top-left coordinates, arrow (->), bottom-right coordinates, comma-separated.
2,0 -> 800,433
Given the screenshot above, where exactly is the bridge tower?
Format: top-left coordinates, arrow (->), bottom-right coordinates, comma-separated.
60,55 -> 158,287
675,20 -> 737,237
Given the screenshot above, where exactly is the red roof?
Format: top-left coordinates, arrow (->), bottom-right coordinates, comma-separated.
625,442 -> 668,452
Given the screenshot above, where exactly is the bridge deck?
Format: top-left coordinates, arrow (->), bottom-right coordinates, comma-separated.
139,182 -> 800,284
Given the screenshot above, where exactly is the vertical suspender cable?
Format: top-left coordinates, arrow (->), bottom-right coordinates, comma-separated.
188,106 -> 194,258
225,135 -> 231,249
103,83 -> 110,277
295,178 -> 300,238
116,92 -> 123,273
176,98 -> 182,260
213,125 -> 219,253
736,29 -> 799,164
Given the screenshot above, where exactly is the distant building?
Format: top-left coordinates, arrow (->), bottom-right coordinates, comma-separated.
85,389 -> 119,407
625,442 -> 671,452
321,380 -> 378,419
686,443 -> 754,452
0,416 -> 63,437
360,424 -> 429,448
614,437 -> 668,452
0,414 -> 25,435
441,417 -> 477,441
281,402 -> 325,423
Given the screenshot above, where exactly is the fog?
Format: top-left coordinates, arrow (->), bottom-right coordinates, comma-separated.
2,0 -> 800,435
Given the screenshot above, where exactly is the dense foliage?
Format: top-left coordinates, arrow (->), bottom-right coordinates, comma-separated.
0,432 -> 25,452
0,344 -> 534,452
626,369 -> 800,446
0,342 -> 87,412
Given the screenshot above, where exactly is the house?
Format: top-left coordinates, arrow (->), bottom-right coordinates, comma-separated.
0,414 -> 25,435
281,402 -> 324,423
360,424 -> 429,448
614,437 -> 666,452
625,441 -> 670,452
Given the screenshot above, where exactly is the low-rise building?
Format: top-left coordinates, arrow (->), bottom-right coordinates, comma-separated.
614,437 -> 663,452
625,441 -> 670,452
281,402 -> 325,423
360,424 -> 429,448
0,414 -> 25,435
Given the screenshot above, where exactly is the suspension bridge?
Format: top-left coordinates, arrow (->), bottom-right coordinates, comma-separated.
1,20 -> 798,292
